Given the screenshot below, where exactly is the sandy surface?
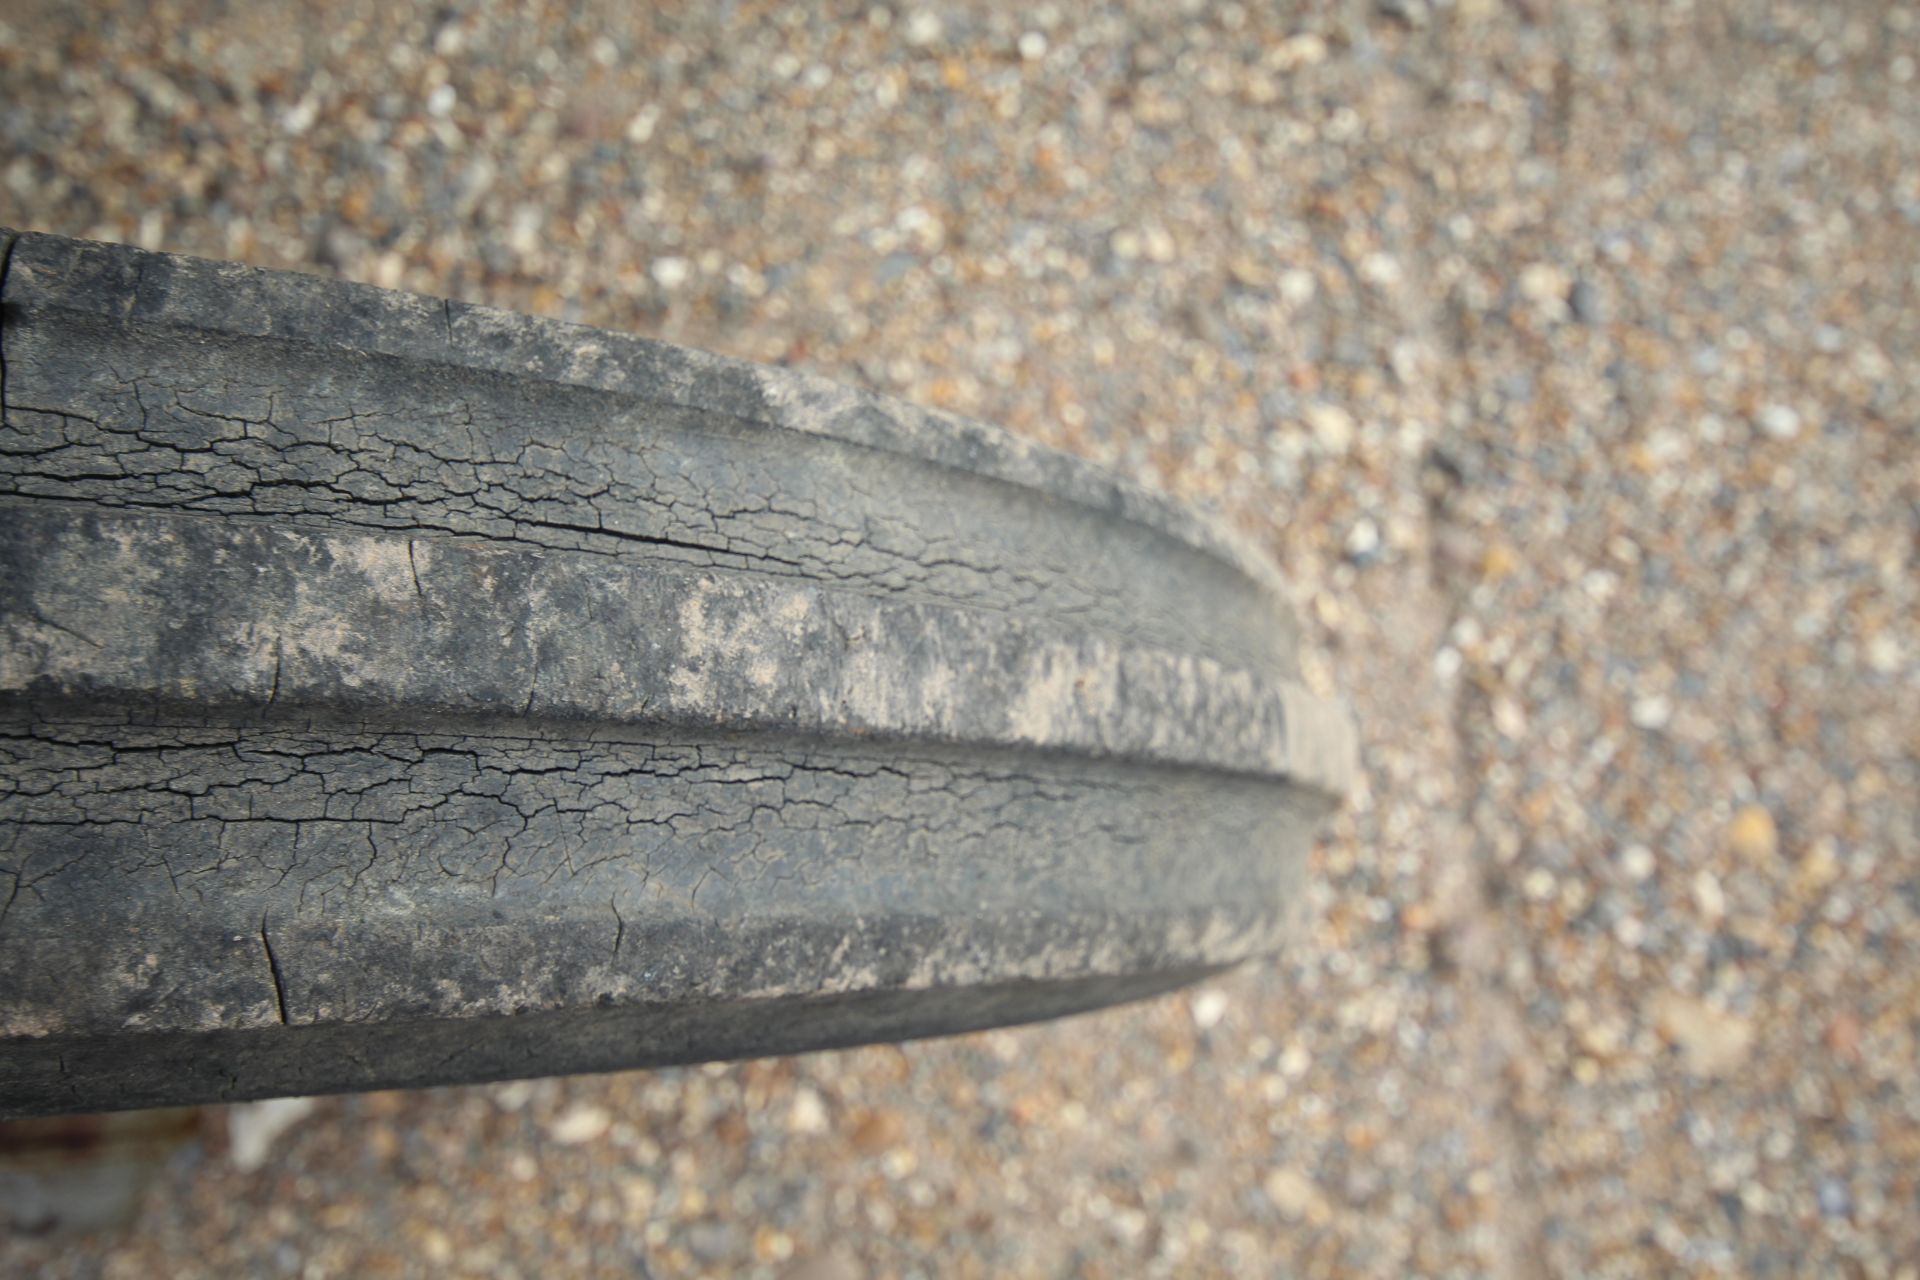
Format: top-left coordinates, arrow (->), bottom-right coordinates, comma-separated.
1,1 -> 1915,1275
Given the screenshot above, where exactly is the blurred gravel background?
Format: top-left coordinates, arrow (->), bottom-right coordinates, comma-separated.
2,0 -> 1916,1275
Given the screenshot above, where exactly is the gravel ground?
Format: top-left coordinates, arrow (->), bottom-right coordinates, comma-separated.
2,1 -> 1916,1275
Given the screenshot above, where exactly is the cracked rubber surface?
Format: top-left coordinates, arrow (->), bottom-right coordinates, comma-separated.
0,231 -> 1354,1116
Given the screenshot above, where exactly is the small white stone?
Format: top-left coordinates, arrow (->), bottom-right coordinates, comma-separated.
1305,403 -> 1355,454
1263,1168 -> 1318,1220
421,1228 -> 454,1265
1518,262 -> 1571,321
1278,268 -> 1317,305
1865,633 -> 1902,674
549,1102 -> 612,1145
281,95 -> 319,136
1653,991 -> 1753,1077
1756,403 -> 1801,440
507,204 -> 544,255
1630,694 -> 1672,730
626,105 -> 660,144
1344,517 -> 1381,561
1359,252 -> 1401,288
787,1086 -> 829,1135
227,1097 -> 316,1172
904,11 -> 944,46
1273,33 -> 1328,69
1191,988 -> 1230,1030
1620,844 -> 1657,881
426,84 -> 457,118
1018,31 -> 1049,61
896,204 -> 945,250
1518,262 -> 1570,303
1613,913 -> 1647,947
650,256 -> 691,289
1691,868 -> 1726,921
373,251 -> 406,290
491,1079 -> 536,1111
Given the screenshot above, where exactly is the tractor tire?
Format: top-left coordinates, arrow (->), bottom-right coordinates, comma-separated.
0,230 -> 1353,1116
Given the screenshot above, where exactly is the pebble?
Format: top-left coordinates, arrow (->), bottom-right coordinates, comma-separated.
547,1103 -> 611,1146
1190,988 -> 1230,1030
649,256 -> 691,289
787,1087 -> 829,1136
848,1108 -> 905,1156
1274,33 -> 1328,70
1727,806 -> 1779,862
1568,279 -> 1605,325
1756,404 -> 1803,440
226,1098 -> 316,1173
1620,844 -> 1657,881
1343,517 -> 1382,563
902,11 -> 943,47
1376,0 -> 1429,29
1630,694 -> 1673,731
1262,1168 -> 1321,1221
1653,993 -> 1756,1079
1691,868 -> 1727,922
686,1220 -> 742,1262
1305,403 -> 1356,455
1518,262 -> 1571,320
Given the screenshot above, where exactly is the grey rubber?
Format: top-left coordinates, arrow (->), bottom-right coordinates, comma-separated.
0,230 -> 1354,1116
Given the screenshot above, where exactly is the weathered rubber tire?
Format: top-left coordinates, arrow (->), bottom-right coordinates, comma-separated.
0,230 -> 1354,1117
